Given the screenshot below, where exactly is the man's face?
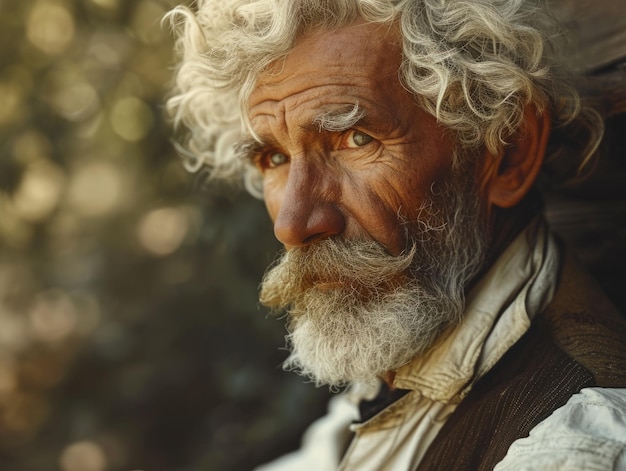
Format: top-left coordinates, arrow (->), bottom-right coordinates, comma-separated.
247,21 -> 457,256
246,22 -> 488,387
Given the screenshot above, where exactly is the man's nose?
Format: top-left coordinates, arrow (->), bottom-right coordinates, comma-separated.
273,160 -> 345,249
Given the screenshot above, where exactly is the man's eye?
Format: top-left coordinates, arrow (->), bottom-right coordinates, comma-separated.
269,152 -> 288,167
346,130 -> 374,148
251,150 -> 289,172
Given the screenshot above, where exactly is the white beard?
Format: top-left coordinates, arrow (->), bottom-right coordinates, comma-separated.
259,173 -> 487,388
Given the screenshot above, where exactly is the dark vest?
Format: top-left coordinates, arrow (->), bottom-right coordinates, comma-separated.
415,253 -> 626,470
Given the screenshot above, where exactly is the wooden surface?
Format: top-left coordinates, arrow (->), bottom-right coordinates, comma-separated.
540,2 -> 626,313
551,0 -> 626,72
545,112 -> 626,314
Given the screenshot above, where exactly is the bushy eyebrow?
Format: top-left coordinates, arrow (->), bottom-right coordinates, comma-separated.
236,103 -> 368,162
235,132 -> 287,164
311,103 -> 366,132
235,137 -> 265,163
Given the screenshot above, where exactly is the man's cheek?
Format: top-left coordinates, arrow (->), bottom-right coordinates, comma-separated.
263,180 -> 283,223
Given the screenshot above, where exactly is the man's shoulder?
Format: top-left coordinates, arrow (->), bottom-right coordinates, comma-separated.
542,250 -> 626,387
494,387 -> 626,471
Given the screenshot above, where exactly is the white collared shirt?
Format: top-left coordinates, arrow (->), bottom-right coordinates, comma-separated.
256,221 -> 626,470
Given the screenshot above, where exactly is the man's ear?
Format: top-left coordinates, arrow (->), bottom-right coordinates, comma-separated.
482,106 -> 551,209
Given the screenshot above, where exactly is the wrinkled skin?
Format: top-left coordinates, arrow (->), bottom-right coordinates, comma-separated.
247,22 -> 463,256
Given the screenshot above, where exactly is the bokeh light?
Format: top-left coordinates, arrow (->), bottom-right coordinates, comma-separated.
110,96 -> 154,142
29,290 -> 80,344
26,1 -> 75,56
66,161 -> 125,217
11,160 -> 66,222
0,1 -> 332,469
0,72 -> 29,127
59,441 -> 107,471
89,0 -> 118,10
137,206 -> 194,256
46,76 -> 100,122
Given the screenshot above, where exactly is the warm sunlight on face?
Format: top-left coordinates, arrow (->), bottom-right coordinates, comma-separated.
247,22 -> 457,256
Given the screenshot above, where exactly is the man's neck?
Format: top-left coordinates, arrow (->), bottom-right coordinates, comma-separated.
486,187 -> 544,271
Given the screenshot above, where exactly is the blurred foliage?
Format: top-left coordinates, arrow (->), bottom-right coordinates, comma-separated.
0,0 -> 330,470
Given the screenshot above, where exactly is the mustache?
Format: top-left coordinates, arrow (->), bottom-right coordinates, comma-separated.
259,238 -> 416,309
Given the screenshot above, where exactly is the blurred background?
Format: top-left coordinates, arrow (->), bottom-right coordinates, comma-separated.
0,1 -> 624,471
0,1 -> 331,470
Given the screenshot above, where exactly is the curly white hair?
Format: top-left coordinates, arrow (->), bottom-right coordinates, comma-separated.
165,0 -> 603,197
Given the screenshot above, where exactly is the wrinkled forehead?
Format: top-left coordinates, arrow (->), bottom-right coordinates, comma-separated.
264,20 -> 401,78
245,21 -> 405,134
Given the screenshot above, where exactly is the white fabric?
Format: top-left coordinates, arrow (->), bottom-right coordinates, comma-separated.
255,392 -> 360,471
495,388 -> 626,471
254,220 -> 626,470
338,218 -> 559,470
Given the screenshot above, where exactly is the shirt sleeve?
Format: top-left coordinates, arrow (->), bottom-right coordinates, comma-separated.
494,388 -> 626,471
254,392 -> 360,471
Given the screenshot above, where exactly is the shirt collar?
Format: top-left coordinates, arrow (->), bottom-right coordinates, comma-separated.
392,218 -> 560,402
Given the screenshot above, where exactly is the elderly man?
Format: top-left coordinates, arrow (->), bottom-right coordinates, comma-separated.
167,0 -> 626,469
